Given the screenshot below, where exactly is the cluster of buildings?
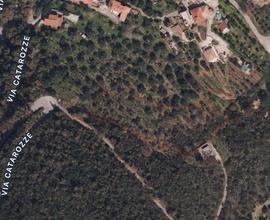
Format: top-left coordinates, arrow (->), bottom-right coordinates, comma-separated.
40,0 -> 131,29
160,0 -> 232,64
160,3 -> 211,39
69,0 -> 131,22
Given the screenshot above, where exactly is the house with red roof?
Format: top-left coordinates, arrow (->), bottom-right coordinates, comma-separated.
109,0 -> 131,22
189,4 -> 210,25
42,11 -> 64,29
218,20 -> 229,34
69,0 -> 99,8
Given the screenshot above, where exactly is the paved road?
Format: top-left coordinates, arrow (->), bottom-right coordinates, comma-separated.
229,0 -> 270,54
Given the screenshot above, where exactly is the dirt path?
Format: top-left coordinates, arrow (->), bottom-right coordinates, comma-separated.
209,142 -> 228,220
127,3 -> 162,20
152,198 -> 175,220
252,197 -> 270,220
229,0 -> 270,54
31,96 -> 174,220
215,160 -> 228,220
31,96 -> 229,220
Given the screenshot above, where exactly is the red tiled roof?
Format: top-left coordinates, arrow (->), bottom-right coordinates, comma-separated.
218,20 -> 228,32
70,0 -> 98,8
109,0 -> 131,22
190,5 -> 209,24
43,14 -> 63,29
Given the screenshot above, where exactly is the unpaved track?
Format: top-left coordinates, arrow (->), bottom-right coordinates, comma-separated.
31,97 -> 229,220
215,161 -> 228,220
252,197 -> 270,220
31,96 -> 174,220
209,142 -> 228,220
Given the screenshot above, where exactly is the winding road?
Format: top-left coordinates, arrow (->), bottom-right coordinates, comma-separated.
229,0 -> 270,54
31,96 -> 229,220
31,96 -> 175,220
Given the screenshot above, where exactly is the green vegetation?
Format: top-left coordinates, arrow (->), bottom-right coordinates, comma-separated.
1,1 -> 270,219
238,0 -> 270,35
215,0 -> 270,78
218,106 -> 270,219
90,118 -> 224,219
0,111 -> 167,219
124,0 -> 179,17
0,0 -> 214,152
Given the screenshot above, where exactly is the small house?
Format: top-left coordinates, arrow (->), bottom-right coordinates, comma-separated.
203,46 -> 219,63
109,0 -> 131,22
189,4 -> 210,25
218,20 -> 229,34
69,0 -> 99,8
42,12 -> 64,29
180,10 -> 194,26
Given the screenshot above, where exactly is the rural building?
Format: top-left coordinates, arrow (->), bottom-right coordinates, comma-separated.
42,12 -> 64,29
64,13 -> 80,24
189,4 -> 210,25
198,142 -> 215,160
109,0 -> 131,22
218,20 -> 229,34
69,0 -> 100,7
180,10 -> 194,26
203,46 -> 219,63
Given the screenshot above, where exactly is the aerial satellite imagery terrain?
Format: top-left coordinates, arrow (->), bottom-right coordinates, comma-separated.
0,0 -> 270,219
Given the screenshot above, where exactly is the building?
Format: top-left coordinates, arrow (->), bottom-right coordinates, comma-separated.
218,20 -> 229,34
198,143 -> 213,159
180,10 -> 194,26
197,142 -> 218,161
69,0 -> 99,7
189,4 -> 210,25
252,99 -> 261,110
64,13 -> 80,24
203,46 -> 219,63
42,12 -> 64,29
109,0 -> 131,22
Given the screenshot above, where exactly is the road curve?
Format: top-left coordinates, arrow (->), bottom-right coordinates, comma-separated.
228,0 -> 270,54
31,96 -> 175,220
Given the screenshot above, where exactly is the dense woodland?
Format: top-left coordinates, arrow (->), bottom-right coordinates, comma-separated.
0,111 -> 168,220
0,0 -> 270,219
219,107 -> 270,219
